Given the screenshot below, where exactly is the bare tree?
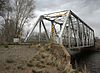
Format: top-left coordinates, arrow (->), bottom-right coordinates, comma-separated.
0,0 -> 10,43
14,0 -> 35,38
0,0 -> 6,14
0,0 -> 35,43
0,0 -> 10,18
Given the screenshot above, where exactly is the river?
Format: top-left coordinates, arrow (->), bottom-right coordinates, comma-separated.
72,50 -> 100,73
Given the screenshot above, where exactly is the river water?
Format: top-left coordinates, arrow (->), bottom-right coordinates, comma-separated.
72,50 -> 100,73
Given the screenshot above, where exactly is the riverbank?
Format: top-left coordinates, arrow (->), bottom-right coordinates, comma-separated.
0,44 -> 90,73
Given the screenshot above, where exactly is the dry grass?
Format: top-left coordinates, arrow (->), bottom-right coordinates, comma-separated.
27,43 -> 73,73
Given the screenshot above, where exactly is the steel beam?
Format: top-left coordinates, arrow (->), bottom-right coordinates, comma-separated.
41,20 -> 50,41
24,16 -> 41,42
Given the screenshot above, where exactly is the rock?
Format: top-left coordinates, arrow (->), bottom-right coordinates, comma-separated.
32,69 -> 43,73
6,59 -> 15,63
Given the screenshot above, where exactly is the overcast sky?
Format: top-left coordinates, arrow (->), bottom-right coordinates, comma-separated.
33,0 -> 100,37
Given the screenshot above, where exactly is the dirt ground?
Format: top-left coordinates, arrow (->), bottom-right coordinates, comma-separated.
0,44 -> 74,73
0,45 -> 36,73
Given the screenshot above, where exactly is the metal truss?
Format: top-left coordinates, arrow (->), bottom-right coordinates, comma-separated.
24,10 -> 95,49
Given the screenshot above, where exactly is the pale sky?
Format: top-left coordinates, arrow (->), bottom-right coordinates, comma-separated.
31,0 -> 100,37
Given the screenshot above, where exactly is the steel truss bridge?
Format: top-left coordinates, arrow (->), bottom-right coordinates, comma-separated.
25,10 -> 95,51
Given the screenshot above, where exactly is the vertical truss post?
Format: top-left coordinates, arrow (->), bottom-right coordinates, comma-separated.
86,27 -> 88,46
93,31 -> 95,46
60,25 -> 62,30
51,21 -> 55,43
39,21 -> 41,42
91,32 -> 93,45
82,23 -> 84,47
89,30 -> 91,46
77,20 -> 81,46
87,28 -> 88,45
90,31 -> 91,46
76,19 -> 79,47
70,16 -> 77,46
88,28 -> 90,46
68,18 -> 71,48
65,26 -> 68,46
84,26 -> 86,46
89,29 -> 91,46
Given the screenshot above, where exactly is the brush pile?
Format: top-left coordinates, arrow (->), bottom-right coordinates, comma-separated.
28,43 -> 73,73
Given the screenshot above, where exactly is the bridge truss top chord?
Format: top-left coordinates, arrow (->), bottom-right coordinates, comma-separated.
24,10 -> 95,49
